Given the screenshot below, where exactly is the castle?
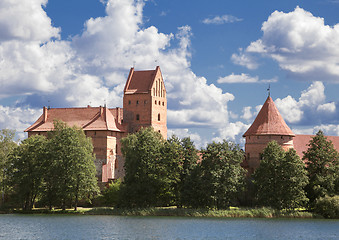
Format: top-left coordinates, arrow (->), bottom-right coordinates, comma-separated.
26,66 -> 339,181
25,66 -> 167,183
242,95 -> 339,175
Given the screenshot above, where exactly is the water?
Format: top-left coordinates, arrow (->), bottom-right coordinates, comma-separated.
0,215 -> 338,240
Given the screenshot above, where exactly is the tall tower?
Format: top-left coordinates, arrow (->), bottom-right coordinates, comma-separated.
123,66 -> 167,138
243,96 -> 295,174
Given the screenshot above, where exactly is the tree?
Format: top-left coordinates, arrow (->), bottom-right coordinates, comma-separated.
178,137 -> 199,207
119,127 -> 165,207
0,129 -> 17,206
43,120 -> 99,210
8,135 -> 47,210
303,130 -> 339,207
253,141 -> 308,210
183,141 -> 245,209
119,128 -> 185,207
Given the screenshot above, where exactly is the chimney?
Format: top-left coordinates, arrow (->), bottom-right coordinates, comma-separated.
43,106 -> 48,123
116,107 -> 120,123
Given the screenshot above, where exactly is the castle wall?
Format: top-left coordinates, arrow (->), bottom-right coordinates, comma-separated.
244,135 -> 294,174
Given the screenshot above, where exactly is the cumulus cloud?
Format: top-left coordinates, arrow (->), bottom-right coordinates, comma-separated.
217,73 -> 277,84
234,6 -> 339,82
202,15 -> 242,25
231,49 -> 259,70
275,81 -> 337,125
0,0 -> 243,143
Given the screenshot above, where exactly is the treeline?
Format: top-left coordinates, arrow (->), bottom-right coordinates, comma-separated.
1,125 -> 338,218
0,121 -> 99,211
108,128 -> 339,217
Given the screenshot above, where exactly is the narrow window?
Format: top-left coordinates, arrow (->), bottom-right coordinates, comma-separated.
153,88 -> 155,96
155,100 -> 157,104
158,113 -> 160,121
158,101 -> 160,105
128,100 -> 131,105
136,114 -> 140,120
144,100 -> 147,104
136,100 -> 139,105
162,102 -> 164,106
115,159 -> 118,169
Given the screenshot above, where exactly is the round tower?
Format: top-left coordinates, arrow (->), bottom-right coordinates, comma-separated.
243,96 -> 295,174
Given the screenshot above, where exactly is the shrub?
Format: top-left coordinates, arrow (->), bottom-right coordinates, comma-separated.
313,195 -> 339,219
103,179 -> 122,206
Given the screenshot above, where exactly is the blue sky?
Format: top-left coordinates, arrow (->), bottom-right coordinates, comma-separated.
1,0 -> 339,147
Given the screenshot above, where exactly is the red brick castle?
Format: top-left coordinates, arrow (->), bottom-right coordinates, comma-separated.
25,66 -> 167,183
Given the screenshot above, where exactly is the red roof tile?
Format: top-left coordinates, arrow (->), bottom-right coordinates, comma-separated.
25,106 -> 126,132
243,96 -> 295,137
294,134 -> 339,159
124,66 -> 160,94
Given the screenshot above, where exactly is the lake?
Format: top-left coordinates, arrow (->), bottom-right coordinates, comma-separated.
0,215 -> 338,240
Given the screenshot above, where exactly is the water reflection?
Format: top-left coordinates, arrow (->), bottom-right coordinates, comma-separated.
0,215 -> 338,240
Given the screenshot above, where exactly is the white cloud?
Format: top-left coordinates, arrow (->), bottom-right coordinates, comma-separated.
237,6 -> 339,82
231,50 -> 259,70
0,0 -> 244,144
167,128 -> 205,149
0,0 -> 59,43
202,15 -> 242,25
241,106 -> 253,121
317,102 -> 336,113
275,81 -> 337,124
217,73 -> 277,84
0,105 -> 41,140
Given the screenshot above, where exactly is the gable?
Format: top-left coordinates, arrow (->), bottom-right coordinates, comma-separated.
124,66 -> 164,94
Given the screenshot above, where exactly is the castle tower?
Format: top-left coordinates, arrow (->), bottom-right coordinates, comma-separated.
243,96 -> 295,174
123,66 -> 167,138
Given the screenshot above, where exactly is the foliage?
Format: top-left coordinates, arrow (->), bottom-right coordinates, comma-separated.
119,127 -> 166,207
303,130 -> 339,206
8,135 -> 47,210
0,129 -> 16,206
253,141 -> 309,210
313,195 -> 339,219
43,120 -> 99,210
182,141 -> 245,209
103,179 -> 122,206
178,137 -> 200,207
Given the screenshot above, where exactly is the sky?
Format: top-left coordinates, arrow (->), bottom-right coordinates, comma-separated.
1,0 -> 339,148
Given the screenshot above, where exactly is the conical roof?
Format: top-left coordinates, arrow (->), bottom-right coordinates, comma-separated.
243,96 -> 295,137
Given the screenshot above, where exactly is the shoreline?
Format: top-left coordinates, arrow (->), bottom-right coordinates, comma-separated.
0,207 -> 321,219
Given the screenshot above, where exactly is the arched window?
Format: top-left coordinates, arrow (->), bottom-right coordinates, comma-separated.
158,113 -> 160,121
136,114 -> 140,121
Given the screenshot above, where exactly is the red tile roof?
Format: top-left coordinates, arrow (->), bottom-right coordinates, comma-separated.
243,96 -> 295,137
124,66 -> 160,94
25,106 -> 126,132
294,134 -> 339,159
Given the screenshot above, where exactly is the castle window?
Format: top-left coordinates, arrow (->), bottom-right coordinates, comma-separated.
116,144 -> 118,154
158,113 -> 160,121
136,100 -> 139,105
281,136 -> 284,139
158,130 -> 161,133
153,88 -> 155,96
144,100 -> 147,104
162,102 -> 164,106
115,159 -> 118,169
155,100 -> 157,105
136,114 -> 140,121
158,101 -> 160,105
128,100 -> 131,105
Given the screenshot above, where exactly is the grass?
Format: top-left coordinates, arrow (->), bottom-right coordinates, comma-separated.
2,206 -> 316,218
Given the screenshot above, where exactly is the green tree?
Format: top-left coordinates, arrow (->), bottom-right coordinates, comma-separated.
253,141 -> 308,210
119,127 -> 165,207
44,120 -> 99,210
158,136 -> 182,206
0,129 -> 17,206
183,141 -> 245,209
119,128 -> 184,207
303,130 -> 339,207
178,137 -> 199,207
8,135 -> 47,210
